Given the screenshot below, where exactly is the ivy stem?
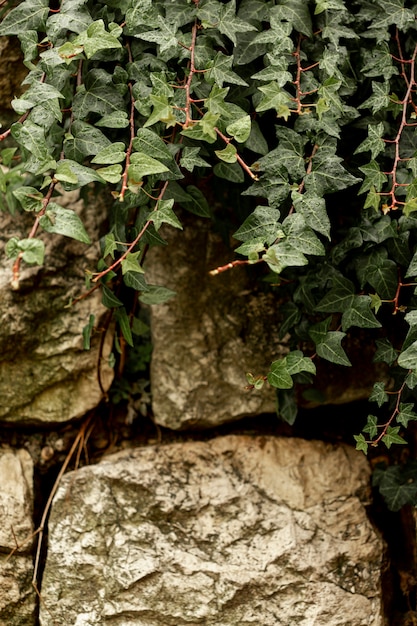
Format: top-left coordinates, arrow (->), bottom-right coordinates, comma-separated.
183,20 -> 199,128
368,379 -> 408,447
384,40 -> 417,212
209,258 -> 264,276
119,42 -> 135,202
92,180 -> 169,283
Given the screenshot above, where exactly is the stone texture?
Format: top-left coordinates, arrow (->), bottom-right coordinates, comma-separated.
0,188 -> 114,424
0,37 -> 26,115
40,435 -> 383,626
0,447 -> 36,625
146,218 -> 288,430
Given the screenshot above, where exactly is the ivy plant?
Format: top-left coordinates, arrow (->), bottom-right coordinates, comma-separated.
2,0 -> 417,510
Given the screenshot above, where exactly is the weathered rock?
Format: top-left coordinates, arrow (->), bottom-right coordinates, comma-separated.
0,188 -> 114,424
0,37 -> 26,115
146,218 -> 288,429
0,447 -> 36,626
40,436 -> 383,626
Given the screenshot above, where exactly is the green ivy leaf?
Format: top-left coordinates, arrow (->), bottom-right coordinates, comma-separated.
286,350 -> 316,376
115,307 -> 134,347
315,331 -> 352,366
316,275 -> 355,313
39,202 -> 91,244
91,142 -> 126,165
363,414 -> 378,438
382,426 -> 407,449
374,463 -> 417,511
277,389 -> 298,425
234,205 -> 281,244
139,285 -> 176,305
0,0 -> 49,36
180,147 -> 210,172
267,358 -> 293,389
217,0 -> 257,45
96,165 -> 123,184
341,295 -> 382,331
128,152 -> 169,182
82,314 -> 95,350
215,143 -> 237,164
12,187 -> 43,212
397,403 -> 417,428
398,340 -> 417,370
369,381 -> 388,407
373,338 -> 397,365
354,433 -> 368,454
73,20 -> 122,58
226,115 -> 251,143
102,285 -> 123,308
152,199 -> 183,231
182,185 -> 211,217
5,237 -> 45,265
121,251 -> 145,275
207,52 -> 249,88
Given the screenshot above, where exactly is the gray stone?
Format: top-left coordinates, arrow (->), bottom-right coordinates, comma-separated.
40,436 -> 383,626
0,188 -> 114,424
146,218 -> 288,430
0,447 -> 36,625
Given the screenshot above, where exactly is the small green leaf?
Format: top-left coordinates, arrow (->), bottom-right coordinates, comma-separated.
91,142 -> 126,165
215,143 -> 237,164
82,314 -> 95,350
128,152 -> 169,182
96,165 -> 123,184
315,331 -> 352,366
12,187 -> 43,212
363,414 -> 378,439
39,203 -> 91,244
267,358 -> 293,389
277,389 -> 298,425
285,350 -> 316,376
152,199 -> 183,231
398,340 -> 417,370
341,295 -> 382,331
121,251 -> 145,275
373,338 -> 397,365
369,381 -> 388,407
226,115 -> 251,143
73,19 -> 122,58
102,285 -> 123,308
397,403 -> 417,428
139,285 -> 176,305
183,185 -> 211,217
124,271 -> 148,292
115,307 -> 134,347
382,426 -> 407,449
354,434 -> 368,454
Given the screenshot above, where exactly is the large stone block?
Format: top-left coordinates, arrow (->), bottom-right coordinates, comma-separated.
0,447 -> 35,626
40,436 -> 383,626
0,188 -> 113,424
146,218 -> 288,430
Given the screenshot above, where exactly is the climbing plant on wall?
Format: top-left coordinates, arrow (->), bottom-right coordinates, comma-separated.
1,0 -> 417,509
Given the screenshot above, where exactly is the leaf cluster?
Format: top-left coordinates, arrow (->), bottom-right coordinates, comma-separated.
3,0 -> 417,509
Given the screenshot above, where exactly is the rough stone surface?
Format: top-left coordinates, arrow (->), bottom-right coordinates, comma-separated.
0,447 -> 36,625
0,188 -> 114,424
146,218 -> 288,430
0,38 -> 27,115
40,435 -> 383,626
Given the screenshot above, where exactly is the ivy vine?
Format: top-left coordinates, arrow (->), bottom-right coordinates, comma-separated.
2,0 -> 417,509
